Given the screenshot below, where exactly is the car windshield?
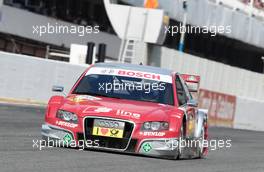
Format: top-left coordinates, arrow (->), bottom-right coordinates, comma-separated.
72,74 -> 174,105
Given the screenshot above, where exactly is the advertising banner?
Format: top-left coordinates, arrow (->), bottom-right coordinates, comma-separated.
199,89 -> 236,128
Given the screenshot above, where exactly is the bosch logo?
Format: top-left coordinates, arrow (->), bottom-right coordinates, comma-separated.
118,70 -> 161,80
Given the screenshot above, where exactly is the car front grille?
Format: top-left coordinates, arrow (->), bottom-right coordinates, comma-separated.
84,117 -> 135,150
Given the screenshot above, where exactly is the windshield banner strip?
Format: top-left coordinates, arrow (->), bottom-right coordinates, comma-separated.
86,67 -> 172,83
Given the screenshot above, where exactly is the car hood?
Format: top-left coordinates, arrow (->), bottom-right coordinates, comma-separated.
59,95 -> 175,123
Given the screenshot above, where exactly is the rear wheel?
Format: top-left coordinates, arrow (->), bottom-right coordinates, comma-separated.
198,125 -> 205,158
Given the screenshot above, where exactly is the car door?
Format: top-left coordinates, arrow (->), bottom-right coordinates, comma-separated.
175,75 -> 196,138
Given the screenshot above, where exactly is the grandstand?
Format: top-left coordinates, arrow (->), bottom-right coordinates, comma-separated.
0,0 -> 263,73
0,0 -> 119,61
242,0 -> 264,9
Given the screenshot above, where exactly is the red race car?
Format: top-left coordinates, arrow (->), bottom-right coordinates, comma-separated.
42,63 -> 208,159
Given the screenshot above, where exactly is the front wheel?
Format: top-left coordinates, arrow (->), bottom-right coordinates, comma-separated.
176,123 -> 185,159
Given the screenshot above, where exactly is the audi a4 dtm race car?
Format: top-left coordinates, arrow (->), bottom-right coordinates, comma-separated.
42,63 -> 208,159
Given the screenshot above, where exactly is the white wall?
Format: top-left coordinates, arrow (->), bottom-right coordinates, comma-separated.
234,97 -> 264,131
0,51 -> 87,103
152,47 -> 264,102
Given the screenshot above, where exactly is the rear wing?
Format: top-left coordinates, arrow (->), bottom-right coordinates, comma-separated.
180,74 -> 201,93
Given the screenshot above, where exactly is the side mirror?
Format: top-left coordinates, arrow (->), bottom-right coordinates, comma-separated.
187,99 -> 198,107
52,85 -> 64,92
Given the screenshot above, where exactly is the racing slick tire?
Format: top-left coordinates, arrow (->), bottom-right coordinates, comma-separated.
197,125 -> 205,159
176,122 -> 186,160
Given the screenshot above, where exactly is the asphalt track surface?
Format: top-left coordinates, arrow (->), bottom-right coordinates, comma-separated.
0,103 -> 264,172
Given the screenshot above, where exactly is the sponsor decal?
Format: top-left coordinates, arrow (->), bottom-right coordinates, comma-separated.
188,76 -> 196,82
82,106 -> 112,113
117,70 -> 160,81
92,119 -> 125,138
181,74 -> 200,83
94,107 -> 112,113
56,121 -> 78,128
92,127 -> 123,138
63,133 -> 73,143
141,131 -> 166,137
142,143 -> 152,152
116,109 -> 141,119
85,67 -> 172,83
68,95 -> 101,103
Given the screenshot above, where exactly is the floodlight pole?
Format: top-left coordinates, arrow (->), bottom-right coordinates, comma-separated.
178,0 -> 188,52
262,57 -> 264,74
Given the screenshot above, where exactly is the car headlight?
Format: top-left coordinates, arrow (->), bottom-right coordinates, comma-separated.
56,110 -> 78,124
142,122 -> 169,131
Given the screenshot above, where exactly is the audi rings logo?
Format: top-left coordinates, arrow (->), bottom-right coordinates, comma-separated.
98,121 -> 119,128
101,69 -> 115,74
94,119 -> 125,130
